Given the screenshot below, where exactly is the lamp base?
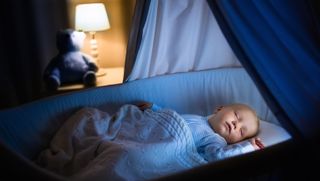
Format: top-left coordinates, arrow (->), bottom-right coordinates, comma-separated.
95,68 -> 107,77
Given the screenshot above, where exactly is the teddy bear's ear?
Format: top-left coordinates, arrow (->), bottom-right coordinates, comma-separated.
73,31 -> 86,48
74,31 -> 86,41
56,30 -> 69,51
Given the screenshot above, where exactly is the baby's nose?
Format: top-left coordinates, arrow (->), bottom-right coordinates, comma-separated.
232,120 -> 237,129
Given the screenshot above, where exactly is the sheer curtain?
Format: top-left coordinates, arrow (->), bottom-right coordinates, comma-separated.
0,0 -> 68,109
126,0 -> 240,81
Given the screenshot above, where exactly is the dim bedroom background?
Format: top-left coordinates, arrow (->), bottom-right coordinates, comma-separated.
0,0 -> 320,180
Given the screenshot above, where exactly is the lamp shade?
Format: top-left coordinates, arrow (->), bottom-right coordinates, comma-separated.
75,3 -> 110,32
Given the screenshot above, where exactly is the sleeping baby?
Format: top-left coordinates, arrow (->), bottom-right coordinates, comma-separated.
37,102 -> 265,180
138,102 -> 264,162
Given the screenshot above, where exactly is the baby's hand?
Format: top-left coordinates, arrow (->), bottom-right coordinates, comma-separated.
136,102 -> 153,111
250,137 -> 265,150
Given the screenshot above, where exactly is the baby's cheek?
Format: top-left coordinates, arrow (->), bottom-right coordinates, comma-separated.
229,134 -> 242,143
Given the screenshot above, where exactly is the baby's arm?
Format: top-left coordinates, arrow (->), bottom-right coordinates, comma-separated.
201,135 -> 263,162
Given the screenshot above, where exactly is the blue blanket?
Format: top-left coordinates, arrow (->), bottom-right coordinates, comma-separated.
37,105 -> 207,181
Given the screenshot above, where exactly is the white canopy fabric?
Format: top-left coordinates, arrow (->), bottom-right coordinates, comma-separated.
127,0 -> 241,81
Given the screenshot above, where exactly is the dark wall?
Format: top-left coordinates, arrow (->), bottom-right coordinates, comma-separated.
0,0 -> 69,109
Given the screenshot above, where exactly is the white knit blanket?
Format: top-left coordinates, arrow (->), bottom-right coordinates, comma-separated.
37,105 -> 206,181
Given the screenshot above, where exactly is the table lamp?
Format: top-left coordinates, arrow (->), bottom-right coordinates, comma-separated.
75,3 -> 110,76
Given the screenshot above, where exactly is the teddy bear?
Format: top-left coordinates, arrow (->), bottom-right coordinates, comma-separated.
43,29 -> 98,91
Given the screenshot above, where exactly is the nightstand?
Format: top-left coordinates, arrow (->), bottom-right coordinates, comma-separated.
56,67 -> 124,93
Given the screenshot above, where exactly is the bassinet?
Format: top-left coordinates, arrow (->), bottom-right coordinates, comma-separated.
0,68 -> 291,180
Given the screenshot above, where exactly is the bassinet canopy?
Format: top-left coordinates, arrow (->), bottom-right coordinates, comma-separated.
126,0 -> 320,145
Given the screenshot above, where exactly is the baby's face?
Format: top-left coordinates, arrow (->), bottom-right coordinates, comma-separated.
208,104 -> 258,144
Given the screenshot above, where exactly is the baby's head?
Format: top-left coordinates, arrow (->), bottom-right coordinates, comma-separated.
208,103 -> 259,144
